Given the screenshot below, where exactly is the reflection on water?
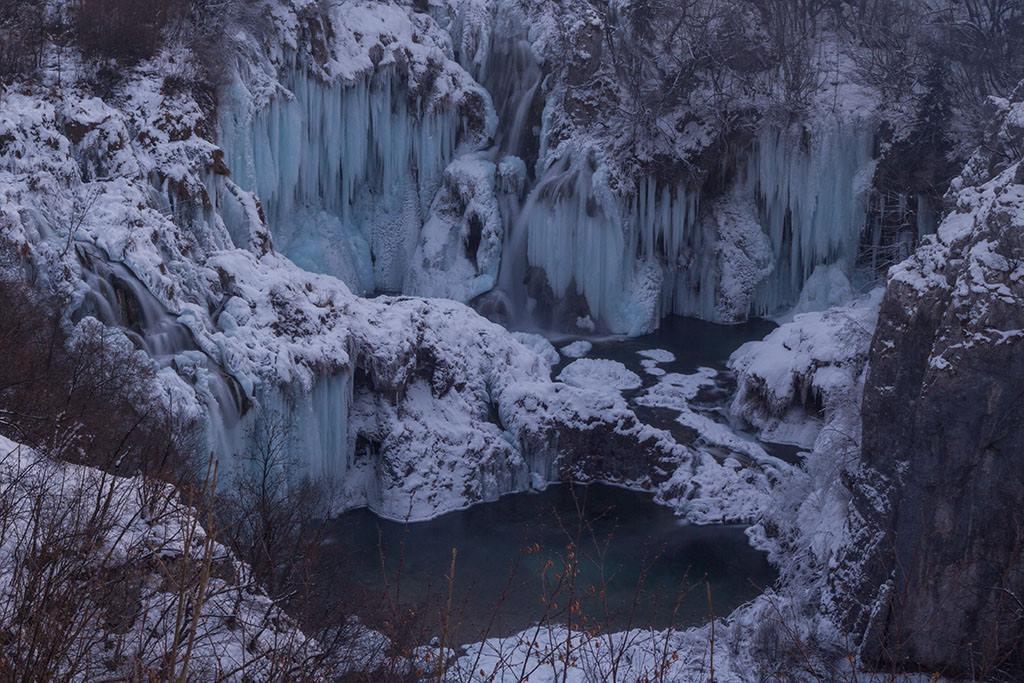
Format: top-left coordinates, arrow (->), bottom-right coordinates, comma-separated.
318,484 -> 776,644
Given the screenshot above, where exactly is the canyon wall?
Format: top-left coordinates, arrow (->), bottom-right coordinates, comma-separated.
833,86 -> 1024,677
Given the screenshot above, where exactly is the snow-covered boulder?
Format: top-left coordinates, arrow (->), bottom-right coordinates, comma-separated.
728,290 -> 883,448
510,332 -> 559,368
556,358 -> 642,392
559,339 -> 592,358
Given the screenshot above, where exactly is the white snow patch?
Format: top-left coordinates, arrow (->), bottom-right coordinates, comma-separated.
636,367 -> 718,412
559,340 -> 592,358
637,348 -> 676,363
556,358 -> 642,392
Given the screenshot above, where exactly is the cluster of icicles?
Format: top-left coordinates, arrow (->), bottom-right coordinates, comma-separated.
223,58 -> 877,335
222,65 -> 462,294
526,121 -> 876,332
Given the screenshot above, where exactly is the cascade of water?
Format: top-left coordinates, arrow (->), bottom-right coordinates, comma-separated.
451,4 -> 546,325
495,156 -> 530,316
73,246 -> 247,465
76,249 -> 196,360
520,153 -> 628,328
74,245 -> 354,484
253,370 -> 354,483
508,151 -> 706,333
500,117 -> 875,331
474,17 -> 543,164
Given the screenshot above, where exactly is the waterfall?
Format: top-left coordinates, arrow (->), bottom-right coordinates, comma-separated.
73,246 -> 247,467
251,370 -> 355,483
508,150 -> 704,333
74,243 -> 358,485
495,118 -> 876,332
468,8 -> 543,164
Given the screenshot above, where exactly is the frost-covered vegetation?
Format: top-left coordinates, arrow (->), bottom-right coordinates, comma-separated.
1,0 -> 1023,679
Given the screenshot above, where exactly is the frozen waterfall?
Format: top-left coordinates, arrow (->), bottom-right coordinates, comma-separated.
222,66 -> 468,294
499,119 -> 876,333
743,121 -> 876,315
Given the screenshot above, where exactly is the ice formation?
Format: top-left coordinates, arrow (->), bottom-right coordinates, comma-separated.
497,118 -> 875,332
742,121 -> 876,315
223,65 -> 462,292
636,367 -> 718,413
638,349 -> 676,363
220,1 -> 496,294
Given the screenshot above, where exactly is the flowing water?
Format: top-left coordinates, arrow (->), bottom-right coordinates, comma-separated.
319,484 -> 776,644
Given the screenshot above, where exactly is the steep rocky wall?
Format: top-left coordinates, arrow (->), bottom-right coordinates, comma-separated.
833,87 -> 1024,677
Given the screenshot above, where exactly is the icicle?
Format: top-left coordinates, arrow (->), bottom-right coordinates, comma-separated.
223,66 -> 464,294
239,370 -> 355,484
508,150 -> 704,332
743,120 -> 874,315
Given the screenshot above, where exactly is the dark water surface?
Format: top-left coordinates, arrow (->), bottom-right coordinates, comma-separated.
553,315 -> 779,377
553,316 -> 783,452
319,485 -> 776,644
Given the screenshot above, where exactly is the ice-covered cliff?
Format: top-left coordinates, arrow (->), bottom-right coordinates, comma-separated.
208,0 -> 899,335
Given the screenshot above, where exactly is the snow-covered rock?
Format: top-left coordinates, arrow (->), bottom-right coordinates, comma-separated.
556,358 -> 642,392
728,290 -> 883,448
510,331 -> 559,368
558,339 -> 592,358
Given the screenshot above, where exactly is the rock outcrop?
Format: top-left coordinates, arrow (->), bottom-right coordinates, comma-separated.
833,85 -> 1024,677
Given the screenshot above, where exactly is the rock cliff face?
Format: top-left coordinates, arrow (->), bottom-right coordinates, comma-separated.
833,86 -> 1024,676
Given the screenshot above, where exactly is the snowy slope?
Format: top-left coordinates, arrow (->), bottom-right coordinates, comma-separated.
0,435 -> 320,679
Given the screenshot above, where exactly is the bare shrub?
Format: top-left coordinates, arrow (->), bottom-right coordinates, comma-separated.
0,0 -> 48,83
0,278 -> 199,480
0,440 -> 323,680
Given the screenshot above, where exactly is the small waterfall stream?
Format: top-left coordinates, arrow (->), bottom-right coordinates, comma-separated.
74,245 -> 250,468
